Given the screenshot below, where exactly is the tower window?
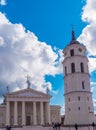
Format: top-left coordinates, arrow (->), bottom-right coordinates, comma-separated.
70,49 -> 74,56
71,63 -> 75,73
68,108 -> 70,111
87,97 -> 89,101
68,98 -> 70,102
88,107 -> 90,111
80,62 -> 84,73
82,81 -> 85,89
78,96 -> 80,101
65,66 -> 67,76
78,107 -> 80,111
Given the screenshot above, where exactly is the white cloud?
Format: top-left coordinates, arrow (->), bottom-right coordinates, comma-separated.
78,24 -> 96,56
82,0 -> 96,24
90,82 -> 96,92
78,0 -> 96,113
88,57 -> 96,73
0,12 -> 62,97
78,0 -> 96,73
0,0 -> 6,5
61,105 -> 65,115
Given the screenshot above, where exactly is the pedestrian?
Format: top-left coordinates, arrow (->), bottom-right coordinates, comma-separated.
6,125 -> 9,130
52,123 -> 54,130
54,123 -> 57,130
58,123 -> 61,130
75,124 -> 78,130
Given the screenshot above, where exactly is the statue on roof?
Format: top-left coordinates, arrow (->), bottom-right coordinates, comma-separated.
46,87 -> 50,95
6,85 -> 9,93
26,75 -> 31,89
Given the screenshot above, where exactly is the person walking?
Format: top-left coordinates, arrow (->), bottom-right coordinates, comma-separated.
75,124 -> 78,130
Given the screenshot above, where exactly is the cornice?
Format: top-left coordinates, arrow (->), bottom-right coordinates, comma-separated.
64,91 -> 92,96
64,72 -> 90,79
62,55 -> 88,64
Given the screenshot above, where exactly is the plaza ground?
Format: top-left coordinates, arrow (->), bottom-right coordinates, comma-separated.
0,126 -> 95,130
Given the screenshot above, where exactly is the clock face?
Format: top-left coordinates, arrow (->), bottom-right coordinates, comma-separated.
79,48 -> 82,52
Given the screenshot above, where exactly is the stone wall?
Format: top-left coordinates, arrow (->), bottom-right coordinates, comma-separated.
0,105 -> 6,127
50,105 -> 61,123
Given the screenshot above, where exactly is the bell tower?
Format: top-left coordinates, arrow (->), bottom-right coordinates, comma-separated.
62,29 -> 94,125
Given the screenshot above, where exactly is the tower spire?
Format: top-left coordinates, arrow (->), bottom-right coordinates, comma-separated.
72,26 -> 75,41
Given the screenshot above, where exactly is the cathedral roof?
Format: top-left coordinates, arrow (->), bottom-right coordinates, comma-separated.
4,88 -> 51,99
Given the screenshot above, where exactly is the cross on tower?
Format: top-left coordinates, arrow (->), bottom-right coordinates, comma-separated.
26,75 -> 31,89
71,24 -> 76,40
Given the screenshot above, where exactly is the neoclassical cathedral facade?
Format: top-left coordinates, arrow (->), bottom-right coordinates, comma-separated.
0,87 -> 61,126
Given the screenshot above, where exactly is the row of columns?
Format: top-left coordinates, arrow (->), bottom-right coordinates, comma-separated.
6,101 -> 51,126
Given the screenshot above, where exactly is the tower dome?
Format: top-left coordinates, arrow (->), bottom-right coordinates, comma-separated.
62,29 -> 94,125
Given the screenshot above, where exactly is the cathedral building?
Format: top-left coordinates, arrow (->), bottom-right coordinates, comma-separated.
62,29 -> 94,125
0,81 -> 61,126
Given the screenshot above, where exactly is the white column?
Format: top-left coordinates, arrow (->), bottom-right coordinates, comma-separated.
46,102 -> 51,124
14,101 -> 18,126
22,101 -> 26,126
6,101 -> 10,125
40,102 -> 44,125
33,102 -> 37,125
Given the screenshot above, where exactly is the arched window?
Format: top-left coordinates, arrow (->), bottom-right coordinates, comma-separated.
71,63 -> 75,73
80,62 -> 84,72
88,106 -> 90,111
78,96 -> 80,101
65,66 -> 67,76
82,81 -> 85,89
87,96 -> 89,101
78,107 -> 80,111
70,49 -> 74,56
68,98 -> 70,102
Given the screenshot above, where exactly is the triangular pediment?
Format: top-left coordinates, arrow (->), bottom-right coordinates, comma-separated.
5,88 -> 51,98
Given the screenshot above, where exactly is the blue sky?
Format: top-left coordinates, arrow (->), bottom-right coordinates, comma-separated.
0,0 -> 96,114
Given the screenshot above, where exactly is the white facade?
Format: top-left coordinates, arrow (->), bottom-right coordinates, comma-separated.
62,30 -> 94,125
0,88 -> 61,127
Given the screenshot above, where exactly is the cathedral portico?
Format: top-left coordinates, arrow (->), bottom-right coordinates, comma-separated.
5,88 -> 53,126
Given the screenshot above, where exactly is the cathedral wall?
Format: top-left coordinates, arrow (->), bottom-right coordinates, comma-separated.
63,44 -> 86,59
63,56 -> 88,75
50,105 -> 61,123
64,73 -> 90,93
0,105 -> 6,127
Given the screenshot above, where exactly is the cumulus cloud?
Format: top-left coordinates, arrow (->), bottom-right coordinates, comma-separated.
82,0 -> 96,23
78,0 -> 96,73
0,12 -> 62,99
61,105 -> 65,115
90,82 -> 96,92
0,0 -> 6,5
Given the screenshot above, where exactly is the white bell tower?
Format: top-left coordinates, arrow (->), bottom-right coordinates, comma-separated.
62,29 -> 94,125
